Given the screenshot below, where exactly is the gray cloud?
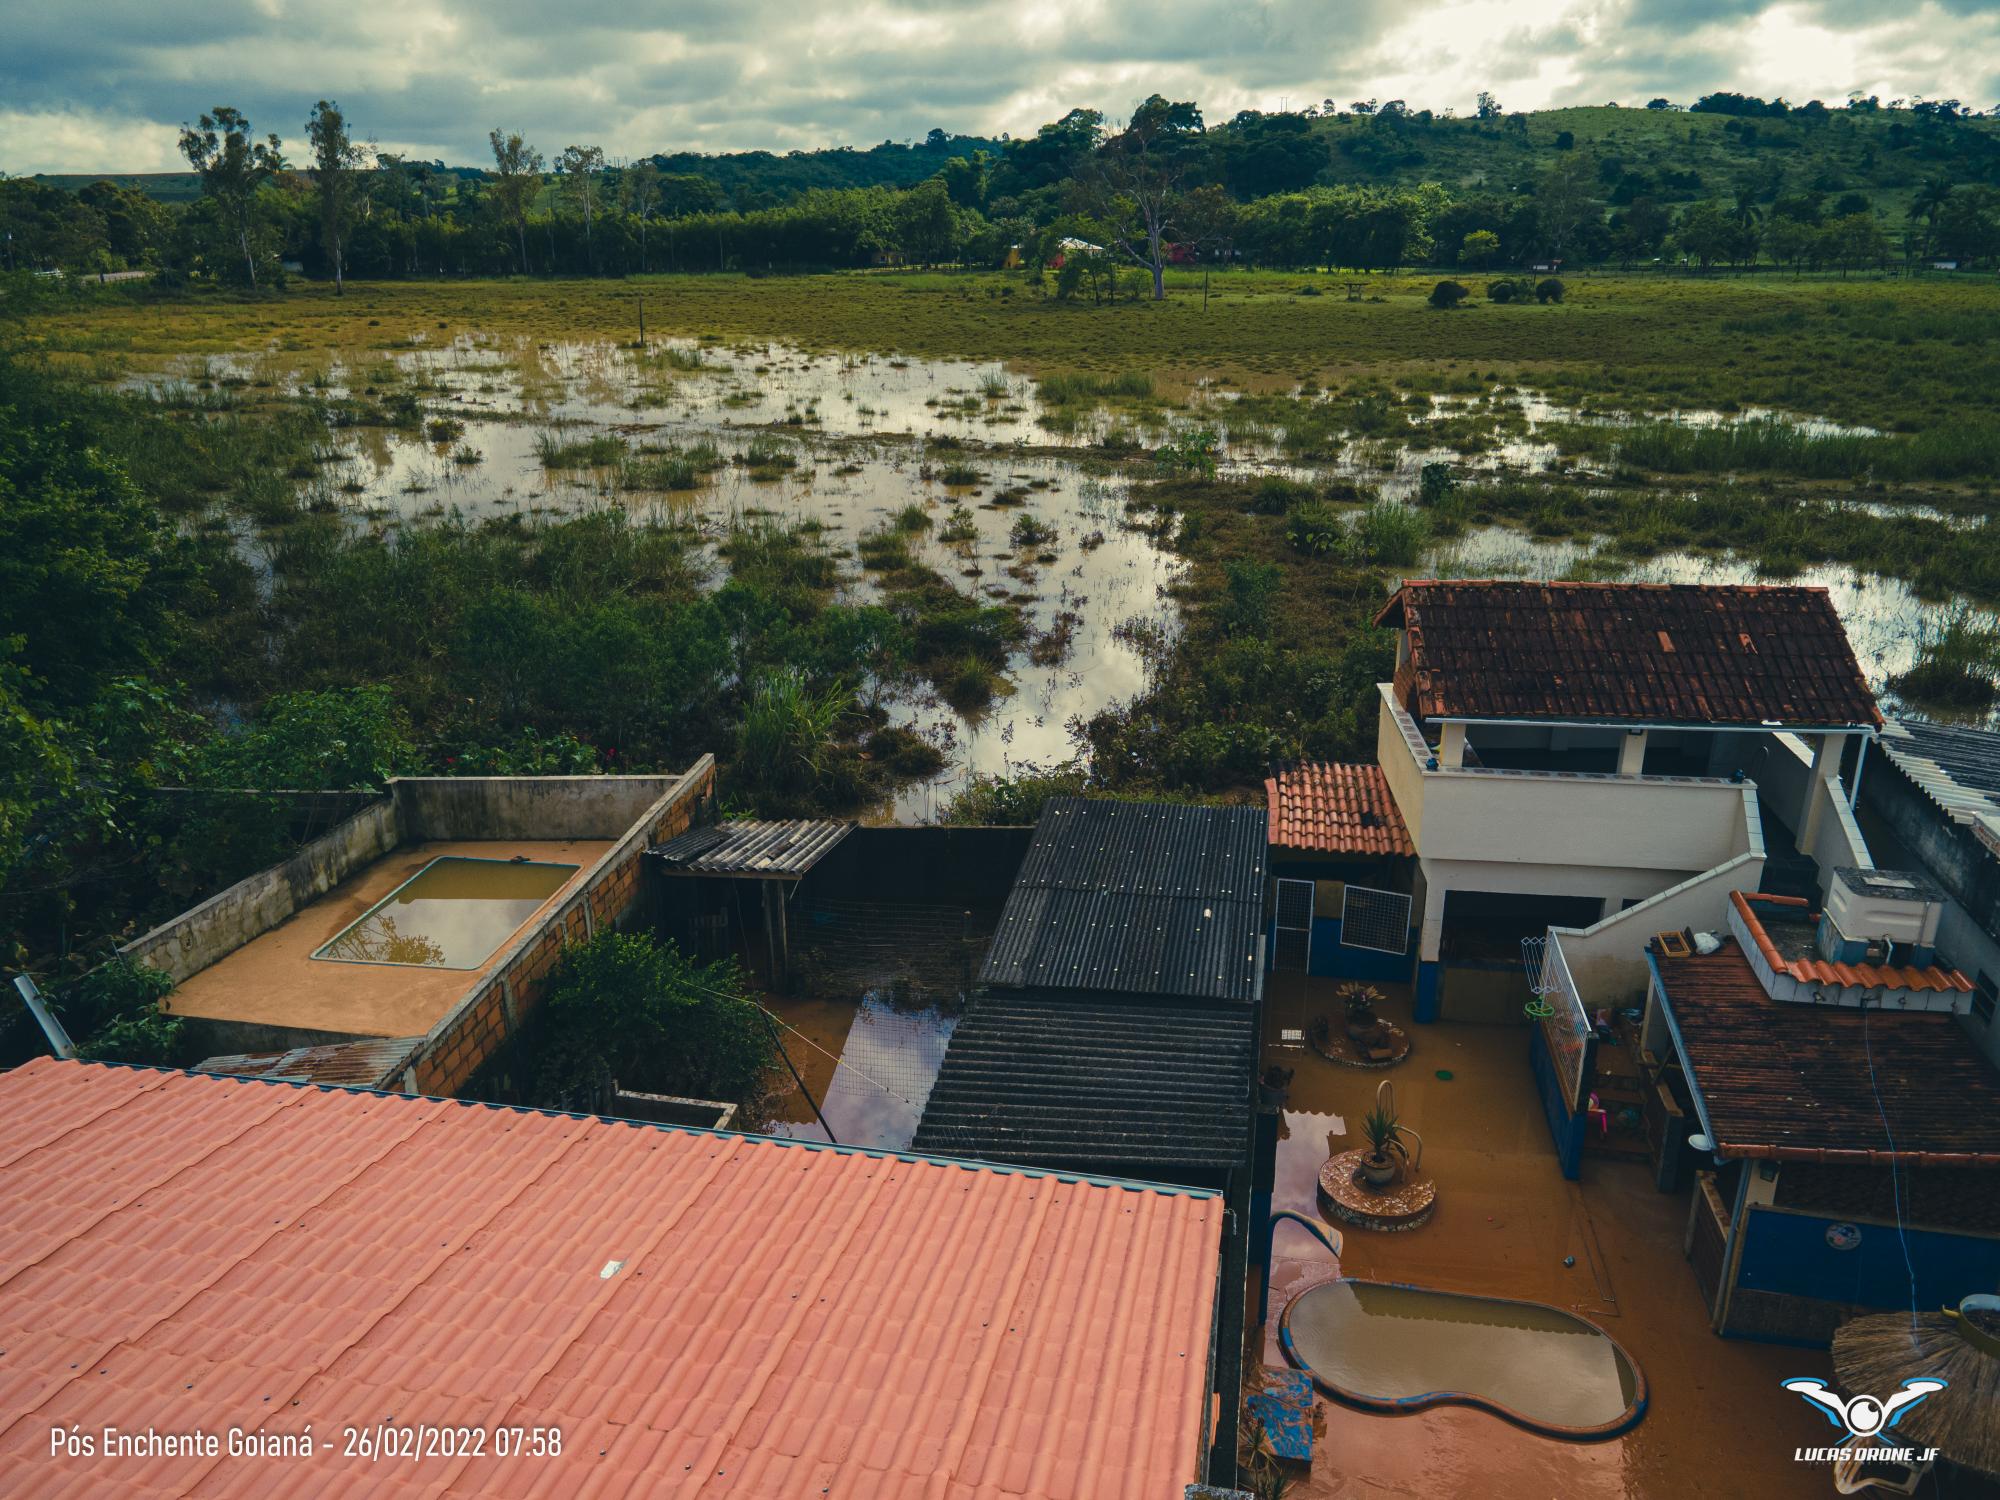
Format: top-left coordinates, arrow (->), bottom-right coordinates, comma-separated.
0,0 -> 1994,173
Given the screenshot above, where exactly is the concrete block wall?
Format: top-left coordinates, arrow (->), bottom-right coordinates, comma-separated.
390,774 -> 687,843
395,757 -> 716,1095
121,797 -> 401,984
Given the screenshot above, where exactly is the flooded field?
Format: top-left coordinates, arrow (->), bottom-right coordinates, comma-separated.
128,331 -> 1995,817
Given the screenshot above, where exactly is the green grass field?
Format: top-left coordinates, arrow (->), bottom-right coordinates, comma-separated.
24,268 -> 2000,430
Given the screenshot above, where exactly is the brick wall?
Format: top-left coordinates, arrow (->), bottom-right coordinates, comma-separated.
392,756 -> 716,1095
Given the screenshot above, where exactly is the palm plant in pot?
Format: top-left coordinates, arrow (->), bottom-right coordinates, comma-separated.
1360,1097 -> 1411,1188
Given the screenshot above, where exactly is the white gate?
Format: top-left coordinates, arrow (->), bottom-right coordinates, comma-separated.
1340,884 -> 1413,955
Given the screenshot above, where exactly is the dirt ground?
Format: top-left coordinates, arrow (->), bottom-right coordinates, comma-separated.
1254,975 -> 1836,1499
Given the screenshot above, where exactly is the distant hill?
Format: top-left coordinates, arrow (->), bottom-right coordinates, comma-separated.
31,103 -> 2000,217
1271,104 -> 2000,214
34,171 -> 205,204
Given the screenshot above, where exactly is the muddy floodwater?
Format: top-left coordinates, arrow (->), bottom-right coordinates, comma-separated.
313,854 -> 577,969
137,335 -> 1992,814
1282,1278 -> 1644,1435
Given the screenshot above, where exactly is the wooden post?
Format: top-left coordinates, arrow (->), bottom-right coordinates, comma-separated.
761,879 -> 789,990
636,293 -> 645,348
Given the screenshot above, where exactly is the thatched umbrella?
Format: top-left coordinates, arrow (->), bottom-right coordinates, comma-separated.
1832,1297 -> 2000,1481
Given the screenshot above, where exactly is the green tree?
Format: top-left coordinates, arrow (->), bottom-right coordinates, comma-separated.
1459,228 -> 1501,266
1076,95 -> 1206,300
305,100 -> 367,294
178,106 -> 284,286
1535,151 -> 1598,261
893,177 -> 958,265
623,160 -> 662,271
555,144 -> 606,271
488,128 -> 544,274
194,686 -> 413,790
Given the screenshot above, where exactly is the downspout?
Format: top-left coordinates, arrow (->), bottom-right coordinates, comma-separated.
1848,734 -> 1869,811
12,976 -> 77,1060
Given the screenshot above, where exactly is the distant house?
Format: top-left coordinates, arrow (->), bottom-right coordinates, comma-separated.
0,1056 -> 1227,1498
1929,259 -> 1961,272
1643,894 -> 2000,1344
1529,258 -> 1563,273
1047,235 -> 1103,269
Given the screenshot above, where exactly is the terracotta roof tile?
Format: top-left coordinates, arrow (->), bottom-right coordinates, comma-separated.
1376,580 -> 1881,728
1651,937 -> 2000,1165
0,1059 -> 1220,1498
1265,762 -> 1413,857
1728,891 -> 1972,994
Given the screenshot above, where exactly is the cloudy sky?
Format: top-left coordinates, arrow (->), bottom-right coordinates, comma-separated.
2,0 -> 1996,174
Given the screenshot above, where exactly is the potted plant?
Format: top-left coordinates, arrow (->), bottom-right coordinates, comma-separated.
1360,1098 -> 1411,1188
1341,982 -> 1383,1041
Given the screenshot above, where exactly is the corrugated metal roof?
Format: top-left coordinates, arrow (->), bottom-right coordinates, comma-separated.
914,990 -> 1255,1177
192,1035 -> 422,1087
1377,580 -> 1882,729
980,798 -> 1267,1003
1652,938 -> 2000,1165
0,1057 -> 1220,1499
1880,717 -> 2000,825
1266,762 -> 1413,857
649,818 -> 853,878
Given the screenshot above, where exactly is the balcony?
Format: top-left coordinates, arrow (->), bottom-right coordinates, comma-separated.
1376,684 -> 1764,881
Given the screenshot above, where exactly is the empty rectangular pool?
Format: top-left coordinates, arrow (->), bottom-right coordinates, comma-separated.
313,856 -> 578,969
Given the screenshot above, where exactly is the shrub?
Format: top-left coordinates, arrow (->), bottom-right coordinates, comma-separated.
1417,462 -> 1457,507
1429,281 -> 1470,309
941,761 -> 1090,825
1286,501 -> 1346,557
735,668 -> 848,810
1486,279 -> 1524,304
1536,278 -> 1567,304
1218,560 -> 1281,638
1250,475 -> 1313,515
1890,608 -> 2000,711
1349,500 -> 1431,566
938,461 -> 983,485
57,957 -> 183,1066
530,931 -> 771,1107
1009,513 -> 1057,549
194,685 -> 412,791
1155,426 -> 1222,477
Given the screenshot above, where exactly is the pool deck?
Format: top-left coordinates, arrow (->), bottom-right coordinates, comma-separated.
165,838 -> 612,1040
1256,973 -> 1835,1498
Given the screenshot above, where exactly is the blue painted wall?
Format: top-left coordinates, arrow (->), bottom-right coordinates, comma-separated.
1738,1207 -> 2000,1310
1529,1025 -> 1587,1180
1264,916 -> 1416,983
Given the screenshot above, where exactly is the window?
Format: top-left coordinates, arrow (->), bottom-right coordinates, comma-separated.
1975,972 -> 1997,1028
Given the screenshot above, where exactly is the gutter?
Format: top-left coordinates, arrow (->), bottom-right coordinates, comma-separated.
1429,716 -> 1879,738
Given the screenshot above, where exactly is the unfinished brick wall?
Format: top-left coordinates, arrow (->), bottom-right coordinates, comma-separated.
396,757 -> 715,1096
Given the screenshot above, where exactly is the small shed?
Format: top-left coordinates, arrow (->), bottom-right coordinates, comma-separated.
1265,761 -> 1417,982
649,819 -> 854,987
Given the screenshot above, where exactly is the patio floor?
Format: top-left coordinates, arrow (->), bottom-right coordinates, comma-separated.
1254,973 -> 1835,1498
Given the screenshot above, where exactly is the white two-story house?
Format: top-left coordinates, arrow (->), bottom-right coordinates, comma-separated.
1369,580 -> 1882,1022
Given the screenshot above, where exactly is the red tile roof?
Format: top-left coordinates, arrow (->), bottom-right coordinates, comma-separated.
1265,763 -> 1413,857
1651,938 -> 2000,1165
0,1059 -> 1220,1499
1730,891 -> 1972,995
1376,580 -> 1881,729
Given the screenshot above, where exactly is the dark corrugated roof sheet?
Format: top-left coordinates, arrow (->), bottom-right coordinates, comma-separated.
1267,761 -> 1413,857
913,989 -> 1255,1174
1881,717 -> 2000,820
1653,937 -> 2000,1165
1377,580 -> 1881,729
193,1035 -> 422,1087
978,798 -> 1268,1002
649,818 -> 853,878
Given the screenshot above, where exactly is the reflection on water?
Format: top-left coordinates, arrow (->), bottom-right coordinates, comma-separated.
763,991 -> 957,1152
314,856 -> 575,969
1285,1278 -> 1642,1433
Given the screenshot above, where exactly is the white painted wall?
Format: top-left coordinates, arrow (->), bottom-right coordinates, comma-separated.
1551,852 -> 1767,1010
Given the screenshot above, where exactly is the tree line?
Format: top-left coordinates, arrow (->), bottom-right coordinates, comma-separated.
4,93 -> 2000,294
